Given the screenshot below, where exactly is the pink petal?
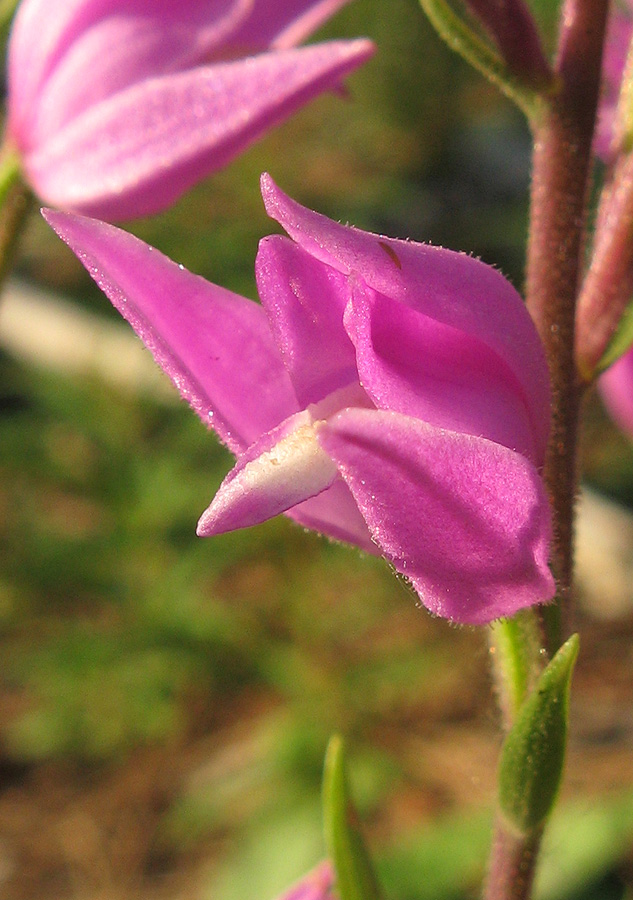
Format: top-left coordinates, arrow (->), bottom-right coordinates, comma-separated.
261,175 -> 550,464
230,1 -> 353,50
42,209 -> 298,453
275,862 -> 337,900
197,410 -> 338,536
25,42 -> 374,220
256,235 -> 358,405
8,0 -> 251,150
345,280 -> 540,462
319,408 -> 554,625
599,347 -> 633,438
596,4 -> 633,160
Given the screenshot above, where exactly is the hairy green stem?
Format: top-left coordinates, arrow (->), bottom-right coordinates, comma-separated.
488,610 -> 542,729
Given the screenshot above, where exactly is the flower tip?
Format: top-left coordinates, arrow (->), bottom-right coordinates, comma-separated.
40,205 -> 87,236
259,172 -> 298,226
196,501 -> 233,538
260,172 -> 274,195
196,510 -> 214,538
40,206 -> 74,239
40,207 -> 105,261
346,36 -> 377,62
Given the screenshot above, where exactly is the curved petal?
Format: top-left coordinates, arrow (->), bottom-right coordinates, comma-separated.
8,0 -> 251,150
261,175 -> 550,464
25,42 -> 374,220
256,235 -> 357,405
346,280 -> 540,461
42,209 -> 298,452
197,409 -> 338,536
319,408 -> 554,624
230,0 -> 352,50
599,347 -> 633,438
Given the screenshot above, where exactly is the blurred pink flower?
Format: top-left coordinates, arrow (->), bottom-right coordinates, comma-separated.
599,347 -> 633,437
44,175 -> 554,624
596,0 -> 633,159
7,0 -> 373,220
276,862 -> 337,900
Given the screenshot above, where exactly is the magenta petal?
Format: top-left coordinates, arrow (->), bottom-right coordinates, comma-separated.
42,209 -> 298,453
261,175 -> 550,464
319,408 -> 554,624
256,235 -> 357,405
274,862 -> 337,900
8,0 -> 251,149
345,280 -> 540,461
599,348 -> 633,438
25,42 -> 373,220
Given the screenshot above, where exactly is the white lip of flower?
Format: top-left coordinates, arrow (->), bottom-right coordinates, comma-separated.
198,381 -> 372,534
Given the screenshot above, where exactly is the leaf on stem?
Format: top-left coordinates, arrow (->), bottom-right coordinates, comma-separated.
322,735 -> 382,900
498,633 -> 579,835
417,0 -> 547,119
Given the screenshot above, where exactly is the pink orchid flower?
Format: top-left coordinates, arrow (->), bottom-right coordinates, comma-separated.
596,0 -> 633,160
7,0 -> 373,220
44,175 -> 554,625
276,862 -> 337,900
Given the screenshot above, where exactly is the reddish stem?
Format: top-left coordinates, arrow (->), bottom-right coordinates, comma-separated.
484,819 -> 542,900
524,0 -> 609,649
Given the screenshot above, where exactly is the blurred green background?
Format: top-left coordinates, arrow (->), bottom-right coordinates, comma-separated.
1,1 -> 633,899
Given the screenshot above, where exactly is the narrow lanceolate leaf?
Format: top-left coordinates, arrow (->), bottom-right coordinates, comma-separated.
417,0 -> 543,119
322,736 -> 382,900
462,0 -> 553,89
498,634 -> 579,835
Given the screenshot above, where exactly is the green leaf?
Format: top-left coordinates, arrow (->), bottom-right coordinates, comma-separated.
498,634 -> 579,834
322,735 -> 382,900
417,0 -> 543,120
596,299 -> 633,373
